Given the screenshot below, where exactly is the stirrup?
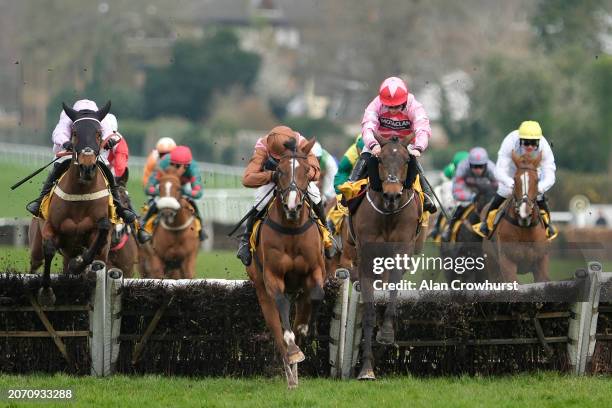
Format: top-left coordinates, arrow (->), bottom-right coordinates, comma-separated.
423,195 -> 437,214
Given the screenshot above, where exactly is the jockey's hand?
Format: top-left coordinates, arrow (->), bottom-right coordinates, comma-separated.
104,136 -> 119,150
408,148 -> 421,157
371,145 -> 382,156
62,141 -> 73,151
263,157 -> 278,171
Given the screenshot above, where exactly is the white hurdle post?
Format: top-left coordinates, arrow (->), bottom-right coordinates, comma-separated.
341,281 -> 362,379
106,267 -> 123,375
89,261 -> 107,376
329,269 -> 351,377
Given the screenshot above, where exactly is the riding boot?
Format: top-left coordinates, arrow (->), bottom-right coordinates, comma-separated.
537,197 -> 556,238
98,161 -> 137,225
428,213 -> 444,239
349,152 -> 371,182
26,160 -> 71,217
137,202 -> 156,244
420,178 -> 438,214
237,213 -> 257,266
441,205 -> 465,242
187,198 -> 208,241
479,193 -> 505,236
312,201 -> 335,259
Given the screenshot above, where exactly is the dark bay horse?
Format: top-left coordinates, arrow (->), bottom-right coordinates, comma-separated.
107,170 -> 138,278
139,167 -> 200,279
247,137 -> 325,389
349,135 -> 422,380
29,102 -> 113,305
441,182 -> 495,283
482,151 -> 550,282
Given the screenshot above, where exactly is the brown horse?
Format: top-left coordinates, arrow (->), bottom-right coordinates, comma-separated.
29,102 -> 113,305
482,151 -> 550,282
247,138 -> 325,389
139,167 -> 199,279
107,170 -> 138,278
349,135 -> 422,380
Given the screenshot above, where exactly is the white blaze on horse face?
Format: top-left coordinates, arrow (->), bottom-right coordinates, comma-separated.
519,171 -> 530,219
164,181 -> 172,198
287,190 -> 298,210
284,330 -> 296,346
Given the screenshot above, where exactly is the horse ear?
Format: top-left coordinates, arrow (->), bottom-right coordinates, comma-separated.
96,100 -> 111,121
511,149 -> 521,166
301,137 -> 316,154
63,102 -> 78,121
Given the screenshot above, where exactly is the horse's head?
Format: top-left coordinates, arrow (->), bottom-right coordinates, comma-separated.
62,101 -> 111,183
275,137 -> 314,221
511,150 -> 542,227
375,135 -> 412,211
156,169 -> 183,225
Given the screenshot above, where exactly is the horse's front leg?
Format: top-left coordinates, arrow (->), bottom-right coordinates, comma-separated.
68,218 -> 111,274
533,254 -> 550,282
499,253 -> 518,283
181,249 -> 198,279
39,222 -> 57,306
264,267 -> 304,365
377,267 -> 402,345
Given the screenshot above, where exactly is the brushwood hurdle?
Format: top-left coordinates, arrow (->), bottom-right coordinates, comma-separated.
1,262 -> 611,377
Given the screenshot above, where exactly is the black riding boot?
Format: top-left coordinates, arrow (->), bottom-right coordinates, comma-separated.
479,193 -> 505,236
137,202 -> 156,244
349,152 -> 371,182
98,162 -> 137,225
26,160 -> 71,217
420,177 -> 438,214
237,213 -> 257,266
187,198 -> 208,241
537,196 -> 556,237
441,205 -> 466,242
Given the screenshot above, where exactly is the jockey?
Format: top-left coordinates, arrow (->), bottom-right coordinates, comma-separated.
479,120 -> 556,237
142,137 -> 177,187
350,76 -> 437,213
104,113 -> 129,179
25,99 -> 137,225
236,125 -> 331,266
441,147 -> 497,242
429,150 -> 469,239
334,135 -> 365,192
312,141 -> 338,204
138,145 -> 206,243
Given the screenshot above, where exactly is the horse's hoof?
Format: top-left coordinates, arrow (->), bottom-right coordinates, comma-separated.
37,287 -> 56,307
357,368 -> 376,380
287,350 -> 305,365
376,329 -> 395,345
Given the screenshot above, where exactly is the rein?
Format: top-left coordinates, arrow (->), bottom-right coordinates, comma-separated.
263,216 -> 314,235
160,215 -> 195,231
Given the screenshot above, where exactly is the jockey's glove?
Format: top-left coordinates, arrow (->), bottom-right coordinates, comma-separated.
263,157 -> 279,171
104,136 -> 119,150
62,141 -> 73,151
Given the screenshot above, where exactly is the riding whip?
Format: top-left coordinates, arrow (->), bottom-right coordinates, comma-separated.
10,156 -> 62,190
227,185 -> 275,237
415,159 -> 450,220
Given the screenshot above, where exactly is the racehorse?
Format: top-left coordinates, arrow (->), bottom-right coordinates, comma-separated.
107,169 -> 138,278
139,167 -> 199,279
349,135 -> 422,380
482,151 -> 550,282
29,102 -> 113,305
441,181 -> 496,283
247,137 -> 325,389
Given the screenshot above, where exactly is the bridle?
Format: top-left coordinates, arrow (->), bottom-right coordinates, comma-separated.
511,165 -> 539,227
275,150 -> 309,212
70,116 -> 104,165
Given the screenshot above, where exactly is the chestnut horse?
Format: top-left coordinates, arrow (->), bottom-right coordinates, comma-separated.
482,151 -> 550,282
139,167 -> 199,279
347,135 -> 422,380
29,102 -> 113,305
247,138 -> 325,389
107,170 -> 138,277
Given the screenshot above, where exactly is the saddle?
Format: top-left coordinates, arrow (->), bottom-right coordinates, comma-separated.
39,169 -> 120,224
142,201 -> 202,235
472,201 -> 557,241
447,204 -> 475,242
